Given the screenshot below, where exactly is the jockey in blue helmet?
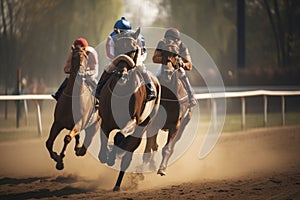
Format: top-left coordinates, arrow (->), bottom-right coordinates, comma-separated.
106,17 -> 147,61
95,17 -> 156,101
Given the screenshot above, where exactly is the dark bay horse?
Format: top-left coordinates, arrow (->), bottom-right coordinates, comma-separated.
98,28 -> 161,191
46,46 -> 100,170
143,42 -> 194,176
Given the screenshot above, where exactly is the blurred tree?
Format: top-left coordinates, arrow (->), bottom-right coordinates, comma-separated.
263,0 -> 300,68
158,0 -> 300,85
0,0 -> 23,89
162,0 -> 237,84
0,0 -> 122,89
237,0 -> 245,69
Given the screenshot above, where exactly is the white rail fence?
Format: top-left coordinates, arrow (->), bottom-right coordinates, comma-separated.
0,95 -> 53,136
1,90 -> 300,136
195,90 -> 300,130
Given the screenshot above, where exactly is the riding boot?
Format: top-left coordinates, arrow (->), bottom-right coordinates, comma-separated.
51,78 -> 68,101
179,76 -> 197,107
140,71 -> 156,101
95,71 -> 112,99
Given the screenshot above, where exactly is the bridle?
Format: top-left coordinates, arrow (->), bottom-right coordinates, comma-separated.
114,31 -> 140,62
70,46 -> 88,77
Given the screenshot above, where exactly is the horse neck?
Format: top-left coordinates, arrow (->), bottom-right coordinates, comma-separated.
64,72 -> 86,96
108,70 -> 141,97
161,62 -> 187,99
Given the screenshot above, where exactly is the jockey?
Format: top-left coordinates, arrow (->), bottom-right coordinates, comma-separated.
152,28 -> 197,107
95,17 -> 156,101
52,38 -> 99,101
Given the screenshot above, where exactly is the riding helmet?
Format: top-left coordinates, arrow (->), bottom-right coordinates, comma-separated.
114,17 -> 132,30
73,38 -> 88,47
164,28 -> 181,40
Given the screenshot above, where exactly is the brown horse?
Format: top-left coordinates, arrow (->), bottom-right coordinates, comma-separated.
98,28 -> 161,191
46,46 -> 100,170
143,42 -> 194,176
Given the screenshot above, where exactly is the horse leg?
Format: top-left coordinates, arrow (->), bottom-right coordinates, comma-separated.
107,119 -> 137,166
46,122 -> 63,162
113,135 -> 142,192
76,121 -> 100,157
98,127 -> 109,164
157,114 -> 192,176
74,134 -> 82,156
143,126 -> 159,164
107,131 -> 124,166
113,153 -> 131,192
56,127 -> 80,170
158,127 -> 179,176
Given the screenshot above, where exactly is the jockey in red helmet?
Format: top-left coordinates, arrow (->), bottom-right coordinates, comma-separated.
51,38 -> 99,101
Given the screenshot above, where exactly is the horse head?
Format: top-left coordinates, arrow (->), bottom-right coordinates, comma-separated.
71,45 -> 88,77
114,27 -> 141,63
161,41 -> 180,82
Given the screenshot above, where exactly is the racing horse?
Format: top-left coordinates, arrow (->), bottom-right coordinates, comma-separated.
97,28 -> 160,191
46,45 -> 100,170
143,41 -> 194,176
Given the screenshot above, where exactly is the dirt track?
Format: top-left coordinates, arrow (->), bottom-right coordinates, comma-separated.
0,125 -> 299,199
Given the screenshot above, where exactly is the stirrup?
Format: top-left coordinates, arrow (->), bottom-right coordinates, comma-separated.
146,91 -> 156,101
145,84 -> 156,101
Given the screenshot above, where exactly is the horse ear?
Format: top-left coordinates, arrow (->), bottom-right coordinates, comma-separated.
133,27 -> 141,40
71,45 -> 75,50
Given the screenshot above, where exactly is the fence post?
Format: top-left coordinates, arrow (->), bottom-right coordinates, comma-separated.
5,86 -> 8,120
24,100 -> 29,126
241,97 -> 246,130
281,96 -> 285,126
16,68 -> 21,128
263,95 -> 268,126
34,100 -> 42,136
211,98 -> 217,130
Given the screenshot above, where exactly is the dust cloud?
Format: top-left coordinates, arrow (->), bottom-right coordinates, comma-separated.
0,124 -> 299,192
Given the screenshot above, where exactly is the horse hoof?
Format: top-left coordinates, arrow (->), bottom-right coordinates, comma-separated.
98,153 -> 107,164
157,169 -> 166,176
75,147 -> 87,157
113,186 -> 120,192
56,162 -> 64,170
107,158 -> 115,166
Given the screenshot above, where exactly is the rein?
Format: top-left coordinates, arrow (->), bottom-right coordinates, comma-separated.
160,95 -> 188,103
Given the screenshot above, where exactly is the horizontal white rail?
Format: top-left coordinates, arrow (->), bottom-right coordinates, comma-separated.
195,90 -> 300,99
1,90 -> 300,134
0,94 -> 53,100
1,90 -> 300,101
